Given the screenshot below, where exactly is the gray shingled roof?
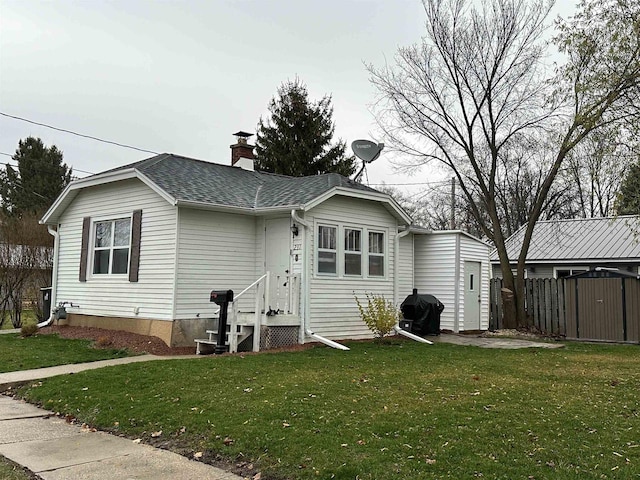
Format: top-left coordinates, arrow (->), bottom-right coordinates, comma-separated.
491,216 -> 640,263
106,153 -> 380,209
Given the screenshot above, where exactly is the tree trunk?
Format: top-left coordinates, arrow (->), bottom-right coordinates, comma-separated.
501,286 -> 517,329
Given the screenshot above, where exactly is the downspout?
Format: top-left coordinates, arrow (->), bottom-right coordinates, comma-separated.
453,232 -> 461,332
291,209 -> 349,351
38,225 -> 59,328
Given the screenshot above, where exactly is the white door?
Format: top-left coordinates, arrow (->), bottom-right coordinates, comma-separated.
265,218 -> 291,313
463,261 -> 481,330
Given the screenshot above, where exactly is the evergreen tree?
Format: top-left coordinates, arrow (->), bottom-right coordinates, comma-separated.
0,137 -> 72,217
616,161 -> 640,215
255,79 -> 356,177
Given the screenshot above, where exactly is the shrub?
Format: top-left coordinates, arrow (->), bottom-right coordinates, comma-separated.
21,323 -> 38,337
354,293 -> 399,339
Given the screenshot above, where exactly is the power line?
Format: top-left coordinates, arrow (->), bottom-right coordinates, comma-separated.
0,111 -> 159,155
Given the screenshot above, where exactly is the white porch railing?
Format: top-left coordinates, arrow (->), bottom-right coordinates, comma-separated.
226,271 -> 300,353
269,273 -> 300,315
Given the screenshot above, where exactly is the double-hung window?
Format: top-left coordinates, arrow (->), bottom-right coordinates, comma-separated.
93,218 -> 131,275
344,228 -> 362,275
317,225 -> 337,274
368,231 -> 385,277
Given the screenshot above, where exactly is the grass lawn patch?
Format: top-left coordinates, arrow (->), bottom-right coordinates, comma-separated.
0,456 -> 38,480
0,333 -> 131,373
17,340 -> 640,479
1,310 -> 38,331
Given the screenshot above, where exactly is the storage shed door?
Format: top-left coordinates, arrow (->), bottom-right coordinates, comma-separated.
464,261 -> 481,330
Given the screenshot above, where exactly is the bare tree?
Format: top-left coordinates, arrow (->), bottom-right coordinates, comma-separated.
562,127 -> 637,218
0,214 -> 52,328
369,0 -> 640,328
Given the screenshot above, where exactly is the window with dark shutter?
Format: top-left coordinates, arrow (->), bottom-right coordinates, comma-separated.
129,210 -> 142,282
79,217 -> 91,282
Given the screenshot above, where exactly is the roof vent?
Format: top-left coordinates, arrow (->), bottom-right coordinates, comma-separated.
230,131 -> 255,169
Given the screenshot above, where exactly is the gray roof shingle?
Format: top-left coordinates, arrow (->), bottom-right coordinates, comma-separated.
102,153 -> 380,209
491,216 -> 640,262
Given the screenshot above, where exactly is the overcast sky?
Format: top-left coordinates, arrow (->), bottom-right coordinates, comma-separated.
0,0 -> 575,191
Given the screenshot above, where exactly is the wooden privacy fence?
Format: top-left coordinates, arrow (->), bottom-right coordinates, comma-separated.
490,278 -> 566,335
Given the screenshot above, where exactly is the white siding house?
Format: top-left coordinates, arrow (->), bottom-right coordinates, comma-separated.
41,144 -> 492,351
41,152 -> 411,348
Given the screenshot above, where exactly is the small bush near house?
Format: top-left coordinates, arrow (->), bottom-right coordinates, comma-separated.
20,323 -> 38,338
355,292 -> 398,339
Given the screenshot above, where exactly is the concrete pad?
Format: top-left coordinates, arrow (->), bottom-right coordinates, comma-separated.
434,333 -> 564,349
0,417 -> 81,444
0,396 -> 49,420
40,445 -> 242,480
0,429 -> 140,473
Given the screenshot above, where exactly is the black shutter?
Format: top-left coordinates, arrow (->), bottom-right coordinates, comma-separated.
129,210 -> 142,282
79,217 -> 91,282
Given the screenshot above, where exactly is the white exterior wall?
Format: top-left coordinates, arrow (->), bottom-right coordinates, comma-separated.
55,179 -> 177,320
397,234 -> 414,303
414,232 -> 490,332
413,233 -> 458,331
174,208 -> 259,319
459,234 -> 490,330
305,196 -> 399,340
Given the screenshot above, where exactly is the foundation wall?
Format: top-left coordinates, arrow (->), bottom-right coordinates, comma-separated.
62,314 -> 208,347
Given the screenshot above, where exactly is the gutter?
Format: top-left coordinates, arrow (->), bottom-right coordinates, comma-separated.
291,209 -> 350,351
37,226 -> 59,328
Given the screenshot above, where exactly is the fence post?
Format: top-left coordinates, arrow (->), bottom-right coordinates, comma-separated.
496,278 -> 503,329
544,279 -> 552,333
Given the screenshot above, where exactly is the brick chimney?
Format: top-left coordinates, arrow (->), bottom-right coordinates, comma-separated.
230,131 -> 255,169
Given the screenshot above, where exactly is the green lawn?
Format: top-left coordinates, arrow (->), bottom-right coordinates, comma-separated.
0,456 -> 36,480
0,333 -> 131,373
16,340 -> 640,479
0,310 -> 38,330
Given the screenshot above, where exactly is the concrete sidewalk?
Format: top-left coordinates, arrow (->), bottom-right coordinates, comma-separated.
0,357 -> 245,480
0,354 -> 200,391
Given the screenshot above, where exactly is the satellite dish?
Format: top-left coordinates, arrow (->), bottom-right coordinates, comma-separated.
351,140 -> 384,164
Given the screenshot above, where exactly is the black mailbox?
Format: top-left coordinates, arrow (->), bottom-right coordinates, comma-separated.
210,290 -> 234,304
210,289 -> 233,354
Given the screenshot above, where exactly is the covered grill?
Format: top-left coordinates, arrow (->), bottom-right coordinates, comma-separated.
400,288 -> 444,336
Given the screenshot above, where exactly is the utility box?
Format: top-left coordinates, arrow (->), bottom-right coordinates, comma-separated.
41,287 -> 52,321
